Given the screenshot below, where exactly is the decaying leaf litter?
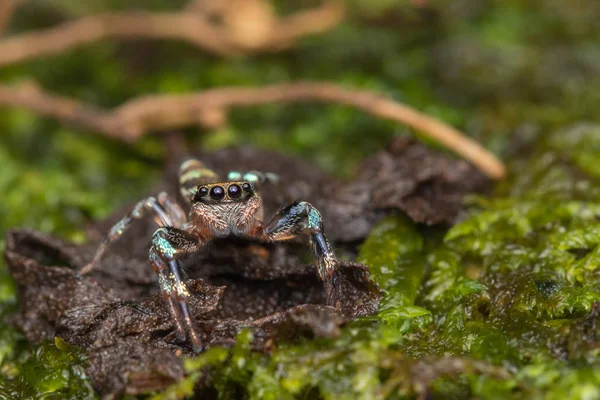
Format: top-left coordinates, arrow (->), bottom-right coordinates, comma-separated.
4,139 -> 487,396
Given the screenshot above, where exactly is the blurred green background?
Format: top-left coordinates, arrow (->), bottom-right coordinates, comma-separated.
1,0 -> 600,398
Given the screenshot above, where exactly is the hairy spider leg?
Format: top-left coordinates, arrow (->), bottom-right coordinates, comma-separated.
80,158 -> 222,351
262,201 -> 339,304
150,227 -> 203,352
149,246 -> 186,342
81,191 -> 201,349
80,192 -> 185,275
227,170 -> 279,186
157,192 -> 187,227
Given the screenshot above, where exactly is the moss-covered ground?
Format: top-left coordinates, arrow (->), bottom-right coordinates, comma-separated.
1,1 -> 600,398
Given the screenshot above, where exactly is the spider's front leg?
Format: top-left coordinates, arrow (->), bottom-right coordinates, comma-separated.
80,192 -> 186,275
262,201 -> 340,305
150,227 -> 203,352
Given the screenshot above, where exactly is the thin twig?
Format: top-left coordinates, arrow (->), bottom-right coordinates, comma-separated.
0,12 -> 237,65
0,81 -> 506,179
0,1 -> 343,67
270,0 -> 344,48
0,81 -> 127,139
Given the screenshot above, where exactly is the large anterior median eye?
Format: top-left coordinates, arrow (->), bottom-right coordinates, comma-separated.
210,186 -> 225,200
228,184 -> 241,199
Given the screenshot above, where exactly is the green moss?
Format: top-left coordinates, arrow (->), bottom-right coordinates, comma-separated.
0,338 -> 95,400
357,215 -> 429,330
547,124 -> 600,178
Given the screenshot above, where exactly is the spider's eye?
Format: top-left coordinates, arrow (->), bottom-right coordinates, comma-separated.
210,186 -> 225,200
228,184 -> 242,199
194,186 -> 209,201
241,182 -> 252,192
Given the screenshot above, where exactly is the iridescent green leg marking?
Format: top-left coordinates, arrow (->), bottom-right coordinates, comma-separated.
151,227 -> 203,352
227,170 -> 279,187
150,247 -> 186,341
263,201 -> 339,305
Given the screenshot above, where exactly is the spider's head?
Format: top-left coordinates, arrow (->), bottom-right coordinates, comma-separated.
191,181 -> 262,237
192,181 -> 256,204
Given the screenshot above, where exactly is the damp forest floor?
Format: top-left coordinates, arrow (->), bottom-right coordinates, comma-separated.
2,1 -> 600,399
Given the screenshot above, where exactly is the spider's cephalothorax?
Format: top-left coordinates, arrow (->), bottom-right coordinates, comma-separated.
81,159 -> 339,352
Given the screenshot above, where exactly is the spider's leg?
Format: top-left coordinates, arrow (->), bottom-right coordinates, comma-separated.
81,194 -> 176,275
150,247 -> 186,341
227,170 -> 279,187
150,226 -> 203,352
261,201 -> 339,305
157,192 -> 187,227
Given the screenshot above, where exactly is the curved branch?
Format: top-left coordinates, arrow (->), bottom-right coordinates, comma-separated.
0,12 -> 238,66
0,1 -> 344,67
0,82 -> 506,179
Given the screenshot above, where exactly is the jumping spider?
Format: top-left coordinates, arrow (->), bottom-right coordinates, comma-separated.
81,159 -> 340,352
